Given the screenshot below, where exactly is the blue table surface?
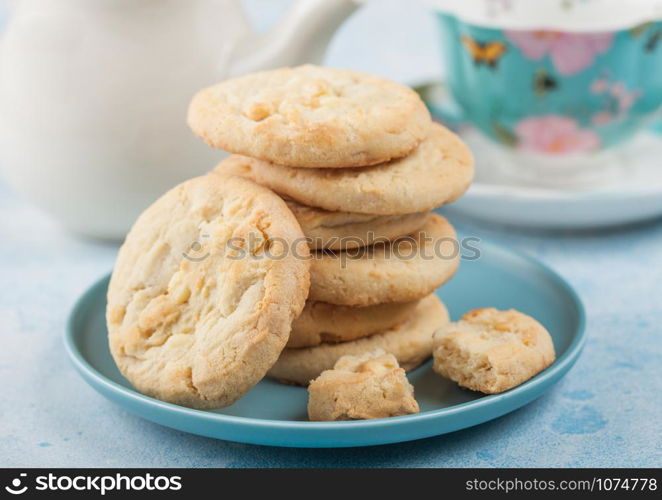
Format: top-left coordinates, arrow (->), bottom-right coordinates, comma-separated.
1,0 -> 660,468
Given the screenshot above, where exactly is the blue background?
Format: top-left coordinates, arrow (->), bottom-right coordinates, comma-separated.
0,0 -> 660,467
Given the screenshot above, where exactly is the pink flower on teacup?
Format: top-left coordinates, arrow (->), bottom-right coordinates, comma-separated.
591,79 -> 609,93
591,78 -> 641,120
506,31 -> 613,75
608,83 -> 639,113
592,111 -> 613,125
515,115 -> 600,154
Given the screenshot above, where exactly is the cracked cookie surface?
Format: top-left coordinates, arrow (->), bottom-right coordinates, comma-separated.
188,65 -> 431,168
106,174 -> 310,409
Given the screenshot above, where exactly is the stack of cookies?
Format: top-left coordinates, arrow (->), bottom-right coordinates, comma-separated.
188,65 -> 474,386
107,65 -> 556,415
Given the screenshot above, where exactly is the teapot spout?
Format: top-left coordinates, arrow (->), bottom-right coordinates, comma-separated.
227,0 -> 360,78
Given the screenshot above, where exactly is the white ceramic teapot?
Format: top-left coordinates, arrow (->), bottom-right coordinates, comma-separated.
0,0 -> 359,239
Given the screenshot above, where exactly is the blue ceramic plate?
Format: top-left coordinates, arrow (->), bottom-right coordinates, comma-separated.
65,239 -> 585,448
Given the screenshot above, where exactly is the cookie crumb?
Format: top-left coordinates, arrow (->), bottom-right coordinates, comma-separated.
307,349 -> 420,421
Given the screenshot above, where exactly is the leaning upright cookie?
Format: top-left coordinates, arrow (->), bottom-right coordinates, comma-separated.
432,308 -> 556,394
308,349 -> 419,421
188,65 -> 431,168
106,174 -> 310,409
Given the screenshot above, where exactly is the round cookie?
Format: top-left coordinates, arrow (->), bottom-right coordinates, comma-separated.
309,214 -> 460,306
106,174 -> 310,409
269,294 -> 449,386
289,299 -> 419,348
214,155 -> 430,250
188,65 -> 430,168
219,123 -> 473,215
432,308 -> 556,394
288,201 -> 429,250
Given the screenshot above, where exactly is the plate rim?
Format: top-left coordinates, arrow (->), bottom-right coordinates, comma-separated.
64,240 -> 586,442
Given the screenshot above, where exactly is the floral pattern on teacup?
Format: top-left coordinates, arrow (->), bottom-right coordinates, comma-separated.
590,78 -> 642,125
434,11 -> 662,155
515,115 -> 601,154
505,31 -> 613,75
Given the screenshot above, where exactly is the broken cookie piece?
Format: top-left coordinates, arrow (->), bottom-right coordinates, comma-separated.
432,308 -> 556,394
307,348 -> 420,421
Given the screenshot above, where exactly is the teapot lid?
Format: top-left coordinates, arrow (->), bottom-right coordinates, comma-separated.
429,0 -> 662,31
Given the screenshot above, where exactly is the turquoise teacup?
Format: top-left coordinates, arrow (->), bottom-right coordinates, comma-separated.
429,0 -> 662,182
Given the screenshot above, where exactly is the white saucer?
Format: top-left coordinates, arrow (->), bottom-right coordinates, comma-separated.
445,127 -> 662,230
